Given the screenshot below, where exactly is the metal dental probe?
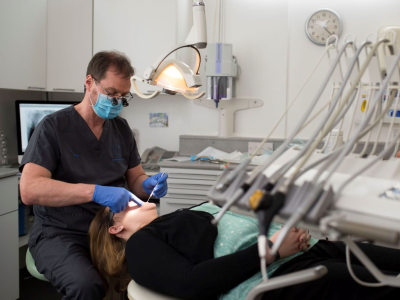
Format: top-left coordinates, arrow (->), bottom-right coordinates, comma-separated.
147,172 -> 165,202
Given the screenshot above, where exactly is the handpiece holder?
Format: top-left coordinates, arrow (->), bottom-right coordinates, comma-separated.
245,266 -> 327,300
321,216 -> 400,287
255,190 -> 285,237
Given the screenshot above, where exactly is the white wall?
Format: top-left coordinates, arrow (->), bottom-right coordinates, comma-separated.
2,1 -> 400,158
286,0 -> 400,142
119,0 -> 400,155
119,0 -> 289,154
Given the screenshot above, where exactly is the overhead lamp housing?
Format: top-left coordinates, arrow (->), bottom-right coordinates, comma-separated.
155,59 -> 202,95
132,2 -> 207,100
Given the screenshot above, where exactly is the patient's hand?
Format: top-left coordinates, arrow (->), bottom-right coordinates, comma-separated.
269,227 -> 311,259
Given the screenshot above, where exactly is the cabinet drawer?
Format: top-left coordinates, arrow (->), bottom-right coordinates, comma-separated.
0,211 -> 19,299
168,188 -> 209,196
47,0 -> 92,93
166,193 -> 208,201
168,178 -> 216,186
167,173 -> 220,181
161,167 -> 223,176
0,176 -> 18,216
160,198 -> 205,215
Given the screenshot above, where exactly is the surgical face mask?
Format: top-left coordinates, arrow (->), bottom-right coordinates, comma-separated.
89,83 -> 123,119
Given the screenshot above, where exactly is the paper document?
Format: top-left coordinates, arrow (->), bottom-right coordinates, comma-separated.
162,156 -> 191,162
196,147 -> 243,161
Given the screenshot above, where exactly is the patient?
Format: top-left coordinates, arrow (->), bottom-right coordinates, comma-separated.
89,202 -> 400,300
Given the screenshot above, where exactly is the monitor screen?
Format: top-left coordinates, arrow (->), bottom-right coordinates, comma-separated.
16,100 -> 78,156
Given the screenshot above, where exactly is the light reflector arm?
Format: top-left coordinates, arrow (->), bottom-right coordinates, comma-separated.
144,45 -> 202,82
131,76 -> 160,99
185,2 -> 207,48
182,91 -> 205,99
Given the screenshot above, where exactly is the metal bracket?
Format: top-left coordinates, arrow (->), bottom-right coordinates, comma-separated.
194,98 -> 263,137
245,266 -> 327,300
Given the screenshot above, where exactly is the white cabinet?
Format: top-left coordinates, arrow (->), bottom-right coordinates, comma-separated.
93,0 -> 177,93
0,0 -> 47,91
159,167 -> 222,215
47,0 -> 93,93
0,0 -> 92,93
0,175 -> 18,215
0,174 -> 19,300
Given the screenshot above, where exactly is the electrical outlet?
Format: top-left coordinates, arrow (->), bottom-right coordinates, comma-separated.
248,142 -> 273,156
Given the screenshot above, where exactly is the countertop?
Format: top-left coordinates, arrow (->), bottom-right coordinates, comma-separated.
0,167 -> 19,179
159,159 -> 256,171
158,159 -> 227,170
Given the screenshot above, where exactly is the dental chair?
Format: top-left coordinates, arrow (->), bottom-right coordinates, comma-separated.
26,248 -> 179,299
127,279 -> 182,300
26,247 -> 179,299
25,248 -> 49,282
27,244 -> 181,299
27,241 -> 326,300
126,265 -> 327,300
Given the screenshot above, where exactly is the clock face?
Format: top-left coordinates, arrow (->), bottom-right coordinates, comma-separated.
305,9 -> 342,45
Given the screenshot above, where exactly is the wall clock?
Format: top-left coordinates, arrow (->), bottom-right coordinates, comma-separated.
305,9 -> 342,45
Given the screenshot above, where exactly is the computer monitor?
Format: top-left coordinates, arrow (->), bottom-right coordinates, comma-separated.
15,100 -> 78,163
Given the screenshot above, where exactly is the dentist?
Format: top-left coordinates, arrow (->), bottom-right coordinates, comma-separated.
19,50 -> 168,300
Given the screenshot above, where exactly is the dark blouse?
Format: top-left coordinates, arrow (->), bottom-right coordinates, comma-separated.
125,209 -> 260,300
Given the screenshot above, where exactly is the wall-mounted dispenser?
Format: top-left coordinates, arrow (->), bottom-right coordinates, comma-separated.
206,43 -> 238,108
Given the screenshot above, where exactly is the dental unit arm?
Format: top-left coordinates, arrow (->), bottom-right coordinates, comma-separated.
270,37 -> 391,257
208,37 -> 348,286
209,37 -> 348,225
207,30 -> 400,297
267,36 -> 400,289
210,42 -> 338,199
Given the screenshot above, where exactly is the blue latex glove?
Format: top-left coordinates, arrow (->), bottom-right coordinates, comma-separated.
92,185 -> 143,213
143,172 -> 169,198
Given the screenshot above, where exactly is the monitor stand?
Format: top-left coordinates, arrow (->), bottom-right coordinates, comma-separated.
18,155 -> 23,164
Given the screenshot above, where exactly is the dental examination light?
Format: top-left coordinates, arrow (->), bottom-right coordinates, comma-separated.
131,1 -> 207,99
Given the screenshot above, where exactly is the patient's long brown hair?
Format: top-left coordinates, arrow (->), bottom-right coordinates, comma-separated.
89,206 -> 131,300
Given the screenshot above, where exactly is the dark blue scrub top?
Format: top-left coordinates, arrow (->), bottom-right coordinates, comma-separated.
20,105 -> 141,245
